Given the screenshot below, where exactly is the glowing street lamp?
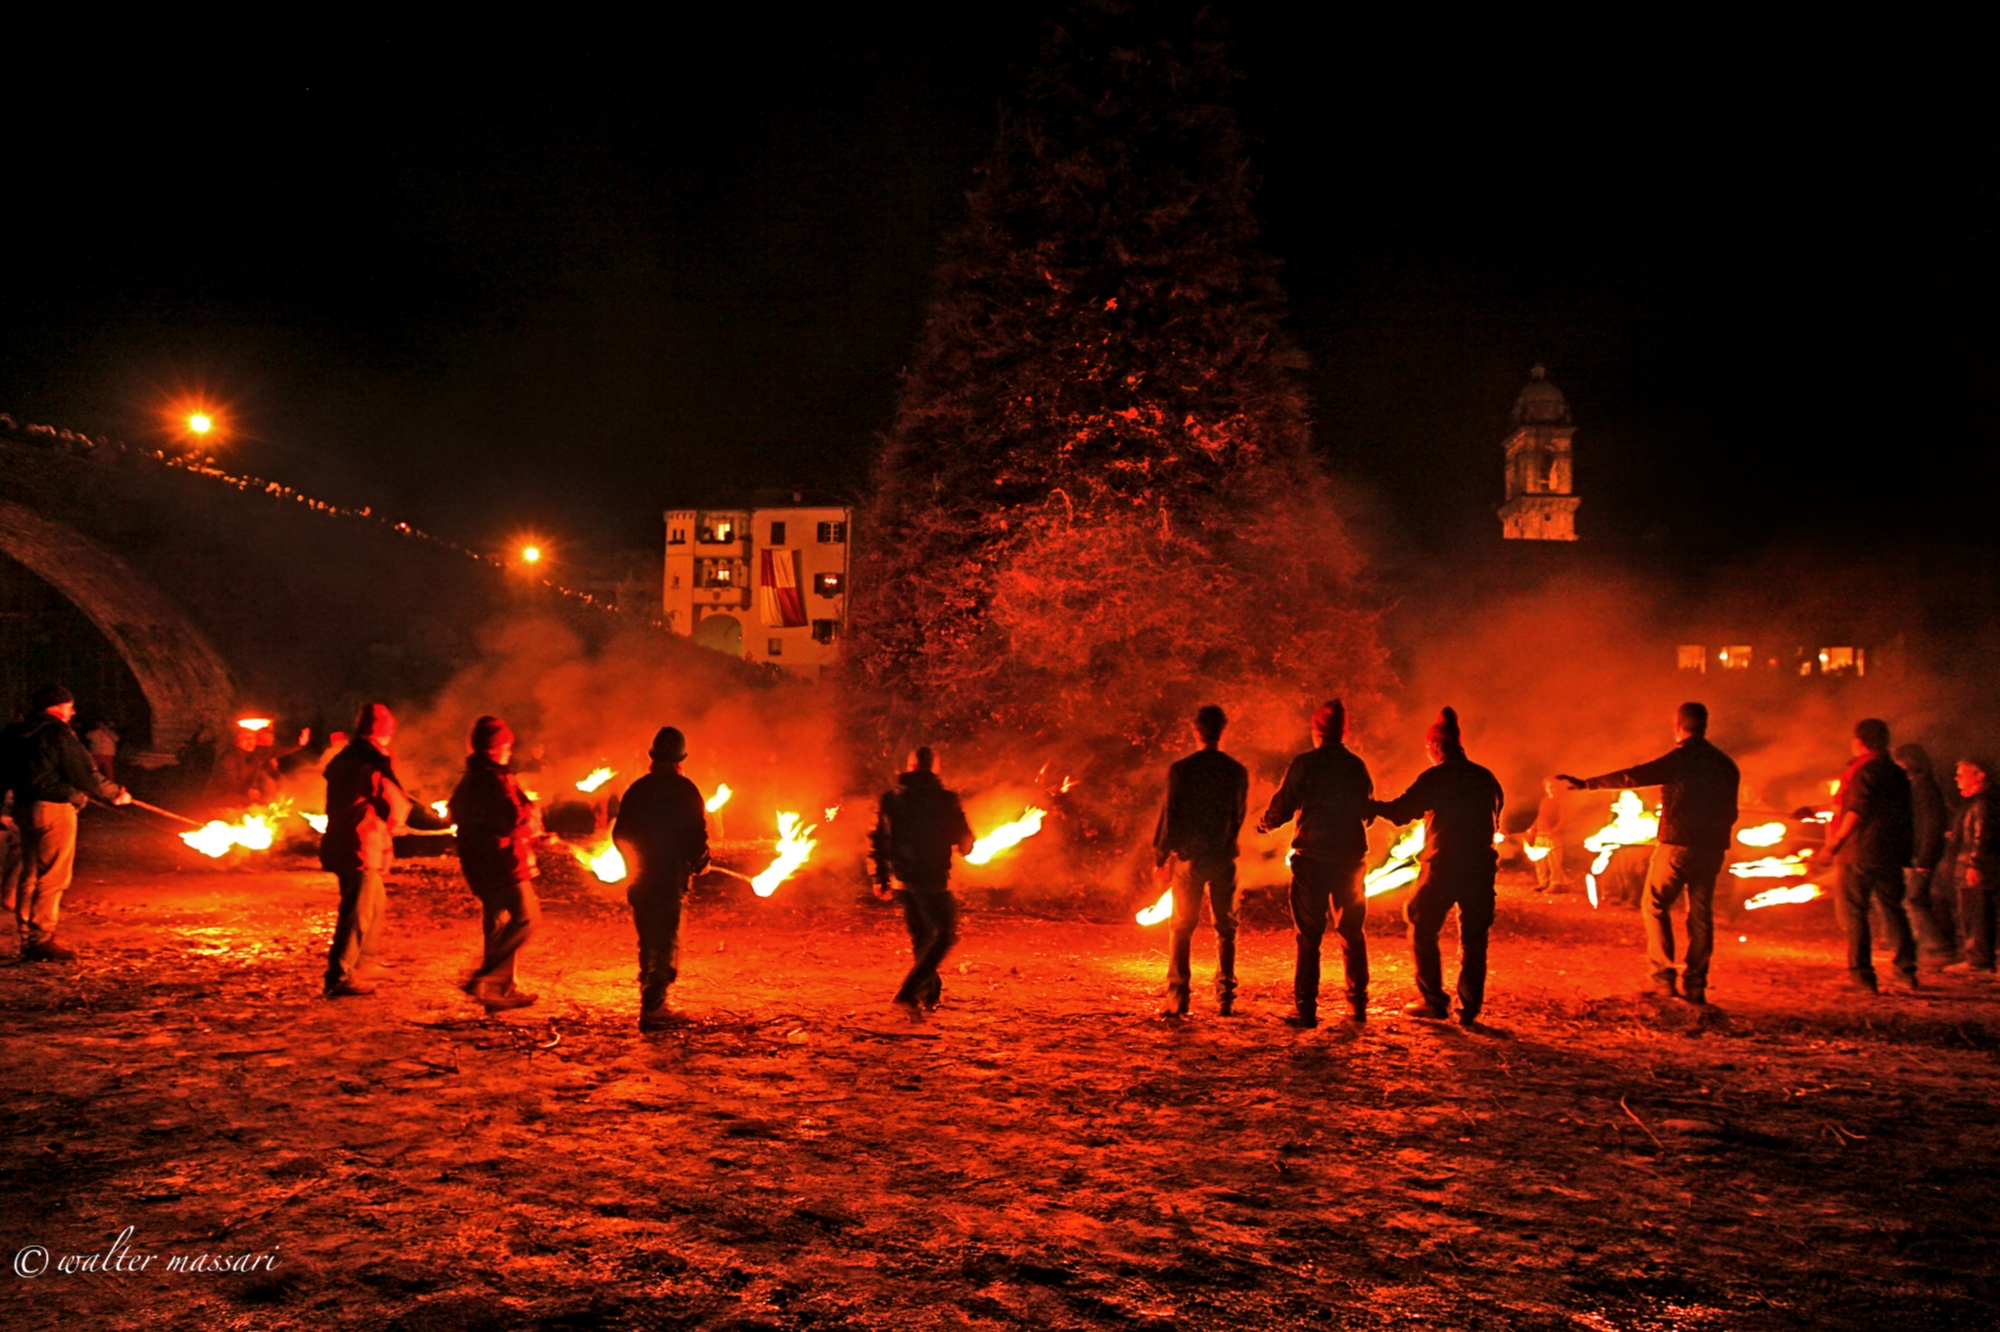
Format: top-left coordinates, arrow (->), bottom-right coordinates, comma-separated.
521,545 -> 542,565
188,413 -> 214,436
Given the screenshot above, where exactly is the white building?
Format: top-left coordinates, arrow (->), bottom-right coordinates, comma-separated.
662,500 -> 852,679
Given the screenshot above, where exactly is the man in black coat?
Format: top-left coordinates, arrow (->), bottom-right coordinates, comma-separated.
1370,708 -> 1504,1026
1895,743 -> 1955,960
1944,759 -> 1998,973
1153,705 -> 1250,1018
612,726 -> 710,1030
1825,718 -> 1918,993
449,715 -> 541,1012
1258,699 -> 1374,1027
1558,702 -> 1740,1005
870,747 -> 974,1020
0,685 -> 130,961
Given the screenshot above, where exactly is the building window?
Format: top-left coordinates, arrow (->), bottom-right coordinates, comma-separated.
767,638 -> 783,656
812,619 -> 837,644
812,572 -> 844,598
817,521 -> 847,544
769,521 -> 787,545
667,527 -> 687,545
1819,647 -> 1862,677
1676,645 -> 1706,673
671,575 -> 680,589
699,559 -> 736,588
1718,645 -> 1751,670
698,517 -> 737,544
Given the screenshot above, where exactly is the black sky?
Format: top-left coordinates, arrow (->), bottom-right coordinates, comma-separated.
8,12 -> 1996,574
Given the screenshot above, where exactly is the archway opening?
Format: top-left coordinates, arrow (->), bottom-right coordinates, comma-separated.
0,549 -> 152,747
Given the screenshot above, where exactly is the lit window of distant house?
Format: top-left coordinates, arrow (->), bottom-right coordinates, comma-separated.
1718,645 -> 1751,670
1820,647 -> 1860,676
812,619 -> 837,644
698,517 -> 736,544
1677,645 -> 1706,673
770,521 -> 787,545
813,572 -> 844,597
817,521 -> 848,544
700,560 -> 735,588
767,639 -> 783,656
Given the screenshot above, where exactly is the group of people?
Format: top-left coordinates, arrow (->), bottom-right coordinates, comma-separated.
8,681 -> 1999,1030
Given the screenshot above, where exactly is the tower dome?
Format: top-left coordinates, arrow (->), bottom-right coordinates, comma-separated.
1511,364 -> 1571,427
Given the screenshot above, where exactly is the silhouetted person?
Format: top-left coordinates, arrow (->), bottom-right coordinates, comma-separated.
1259,699 -> 1374,1027
1370,707 -> 1503,1026
1824,718 -> 1918,993
1153,704 -> 1250,1018
612,727 -> 710,1031
449,715 -> 541,1012
1944,759 -> 1997,974
80,719 -> 118,782
1529,778 -> 1570,892
208,725 -> 281,809
1895,743 -> 1955,960
0,686 -> 130,961
870,747 -> 974,1020
1557,702 -> 1740,1005
319,704 -> 447,996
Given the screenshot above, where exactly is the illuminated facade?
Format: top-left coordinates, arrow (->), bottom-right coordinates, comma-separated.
662,502 -> 852,678
1498,365 -> 1581,541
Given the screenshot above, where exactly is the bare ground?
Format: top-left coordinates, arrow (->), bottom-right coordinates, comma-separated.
4,821 -> 1998,1330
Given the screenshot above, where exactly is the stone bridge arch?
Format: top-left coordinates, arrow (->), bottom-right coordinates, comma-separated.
0,500 -> 235,752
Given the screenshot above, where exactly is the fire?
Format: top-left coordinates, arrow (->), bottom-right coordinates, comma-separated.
1730,853 -> 1813,879
751,812 -> 818,897
1582,791 -> 1659,908
1523,842 -> 1550,862
705,783 -> 733,813
576,767 -> 616,794
567,839 -> 627,883
1737,821 -> 1788,848
1743,883 -> 1824,911
1059,776 -> 1078,794
236,717 -> 272,732
966,807 -> 1046,865
1364,824 -> 1425,896
1136,887 -> 1174,926
824,804 -> 841,823
182,811 -> 277,857
304,813 -> 328,834
430,800 -> 451,821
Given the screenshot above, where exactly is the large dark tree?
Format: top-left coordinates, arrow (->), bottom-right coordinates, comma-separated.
847,3 -> 1388,847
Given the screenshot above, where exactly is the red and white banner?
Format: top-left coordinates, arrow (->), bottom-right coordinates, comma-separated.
759,549 -> 807,627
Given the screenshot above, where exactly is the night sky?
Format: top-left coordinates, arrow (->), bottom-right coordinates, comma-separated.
8,13 -> 1994,575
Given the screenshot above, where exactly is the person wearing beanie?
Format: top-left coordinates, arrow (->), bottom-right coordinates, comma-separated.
869,746 -> 975,1019
1557,702 -> 1740,1005
1369,707 -> 1505,1025
448,716 -> 541,1011
612,725 -> 711,1030
0,685 -> 131,961
1258,699 -> 1375,1026
1894,744 -> 1956,960
1152,705 -> 1251,1018
318,702 -> 449,997
1822,718 -> 1919,993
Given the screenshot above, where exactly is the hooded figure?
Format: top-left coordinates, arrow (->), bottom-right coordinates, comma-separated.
449,715 -> 541,1011
1259,699 -> 1375,1026
612,726 -> 710,1030
1370,708 -> 1505,1025
869,747 -> 974,1018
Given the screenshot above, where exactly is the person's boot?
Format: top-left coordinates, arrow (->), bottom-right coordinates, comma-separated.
1349,996 -> 1368,1022
1159,988 -> 1191,1019
1217,995 -> 1237,1017
1892,969 -> 1922,992
1403,999 -> 1448,1020
1846,973 -> 1880,995
1281,1007 -> 1318,1029
324,978 -> 374,997
483,987 -> 539,1012
639,984 -> 673,1031
1682,984 -> 1708,1007
23,938 -> 77,963
1457,1009 -> 1481,1028
1647,972 -> 1679,999
892,995 -> 925,1022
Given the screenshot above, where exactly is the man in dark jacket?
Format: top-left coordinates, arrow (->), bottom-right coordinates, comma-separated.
612,726 -> 710,1031
1824,718 -> 1918,992
1944,759 -> 1997,973
449,715 -> 541,1012
1153,705 -> 1251,1018
1370,708 -> 1504,1025
319,703 -> 447,996
1258,699 -> 1374,1026
1895,743 -> 1955,959
870,747 -> 975,1019
1558,702 -> 1740,1004
1,685 -> 131,960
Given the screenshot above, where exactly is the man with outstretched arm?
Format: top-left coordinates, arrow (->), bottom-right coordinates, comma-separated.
1557,701 -> 1739,1005
1153,705 -> 1250,1019
1369,707 -> 1504,1027
0,685 -> 131,961
870,747 -> 975,1021
612,727 -> 710,1031
1258,699 -> 1374,1027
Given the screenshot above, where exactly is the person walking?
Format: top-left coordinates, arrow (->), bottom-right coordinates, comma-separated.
1258,699 -> 1374,1027
869,747 -> 974,1020
1556,702 -> 1740,1004
0,686 -> 131,960
1370,708 -> 1504,1026
1153,705 -> 1250,1019
448,715 -> 541,1012
1824,718 -> 1919,993
611,727 -> 710,1030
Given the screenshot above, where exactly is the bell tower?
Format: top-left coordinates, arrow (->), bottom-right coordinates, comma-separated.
1498,365 -> 1580,541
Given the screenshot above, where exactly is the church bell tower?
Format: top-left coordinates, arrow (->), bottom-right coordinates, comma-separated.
1498,365 -> 1580,541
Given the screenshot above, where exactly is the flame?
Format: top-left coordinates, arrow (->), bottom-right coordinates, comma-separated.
824,804 -> 841,823
304,813 -> 328,834
182,812 -> 277,857
568,840 -> 626,883
1743,882 -> 1824,910
522,788 -> 541,804
430,800 -> 450,821
576,767 -> 616,794
1737,821 -> 1788,848
751,812 -> 818,897
705,783 -> 733,813
1729,853 -> 1813,879
236,717 -> 272,732
1582,791 -> 1660,908
1136,886 -> 1174,926
1059,776 -> 1078,794
1523,842 -> 1550,862
967,807 -> 1046,865
1363,823 -> 1426,896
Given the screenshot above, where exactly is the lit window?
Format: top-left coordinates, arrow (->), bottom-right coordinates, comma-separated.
1718,645 -> 1751,671
817,521 -> 848,544
699,560 -> 735,588
813,572 -> 844,597
770,521 -> 787,545
1677,645 -> 1706,673
767,638 -> 783,656
812,619 -> 837,644
1820,647 -> 1858,676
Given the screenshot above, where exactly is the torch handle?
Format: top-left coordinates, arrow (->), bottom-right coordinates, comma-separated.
111,797 -> 204,827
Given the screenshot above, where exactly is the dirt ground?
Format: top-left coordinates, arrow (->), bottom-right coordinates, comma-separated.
5,819 -> 1998,1331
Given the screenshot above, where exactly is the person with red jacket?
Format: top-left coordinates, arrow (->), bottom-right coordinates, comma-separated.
449,715 -> 541,1011
318,703 -> 447,997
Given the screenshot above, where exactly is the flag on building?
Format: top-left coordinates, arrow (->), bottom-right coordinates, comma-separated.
760,549 -> 807,627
